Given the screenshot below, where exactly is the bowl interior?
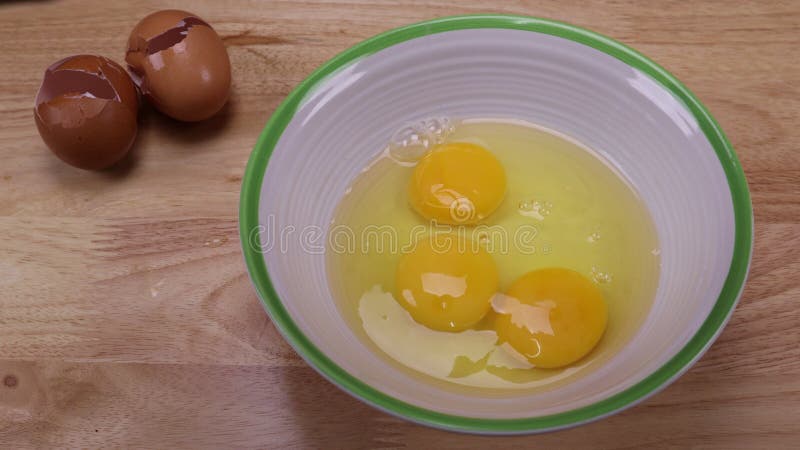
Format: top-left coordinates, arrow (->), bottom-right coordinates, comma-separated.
243,19 -> 749,429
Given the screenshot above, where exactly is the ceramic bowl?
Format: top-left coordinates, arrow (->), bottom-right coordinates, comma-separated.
239,15 -> 753,433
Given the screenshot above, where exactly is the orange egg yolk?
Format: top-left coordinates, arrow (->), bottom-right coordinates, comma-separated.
395,234 -> 498,331
408,142 -> 506,224
493,268 -> 608,368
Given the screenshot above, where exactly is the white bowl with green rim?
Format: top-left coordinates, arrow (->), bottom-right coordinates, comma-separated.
239,15 -> 753,434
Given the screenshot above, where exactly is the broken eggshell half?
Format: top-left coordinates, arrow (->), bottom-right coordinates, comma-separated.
34,55 -> 139,170
126,10 -> 231,122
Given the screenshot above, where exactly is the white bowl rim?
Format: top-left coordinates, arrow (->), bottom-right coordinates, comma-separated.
239,14 -> 754,434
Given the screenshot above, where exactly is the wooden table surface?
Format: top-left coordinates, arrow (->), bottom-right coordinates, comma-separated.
1,0 -> 799,448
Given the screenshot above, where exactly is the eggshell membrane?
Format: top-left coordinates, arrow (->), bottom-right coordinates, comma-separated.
47,55 -> 139,114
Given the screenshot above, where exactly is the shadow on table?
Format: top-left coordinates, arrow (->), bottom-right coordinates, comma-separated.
140,96 -> 235,150
280,349 -> 740,446
281,365 -> 415,447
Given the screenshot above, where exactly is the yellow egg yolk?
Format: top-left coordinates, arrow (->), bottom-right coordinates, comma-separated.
395,234 -> 498,331
408,142 -> 506,224
493,268 -> 608,369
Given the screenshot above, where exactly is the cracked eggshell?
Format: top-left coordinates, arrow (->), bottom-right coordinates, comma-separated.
34,55 -> 139,170
126,10 -> 231,122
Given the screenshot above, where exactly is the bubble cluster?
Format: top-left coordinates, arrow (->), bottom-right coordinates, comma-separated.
388,117 -> 455,164
587,230 -> 602,243
517,199 -> 553,221
590,266 -> 613,284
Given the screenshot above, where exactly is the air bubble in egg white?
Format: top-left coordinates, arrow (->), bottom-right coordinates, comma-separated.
424,117 -> 455,145
517,199 -> 552,221
388,126 -> 428,163
387,117 -> 456,164
590,266 -> 613,284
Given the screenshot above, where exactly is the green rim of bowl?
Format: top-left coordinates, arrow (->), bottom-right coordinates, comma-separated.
239,14 -> 753,434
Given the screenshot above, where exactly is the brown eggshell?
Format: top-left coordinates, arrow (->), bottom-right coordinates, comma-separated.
51,55 -> 139,115
126,10 -> 231,122
34,55 -> 139,170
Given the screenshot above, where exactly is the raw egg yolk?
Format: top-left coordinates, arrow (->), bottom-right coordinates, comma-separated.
395,234 -> 498,331
493,268 -> 608,369
408,142 -> 506,224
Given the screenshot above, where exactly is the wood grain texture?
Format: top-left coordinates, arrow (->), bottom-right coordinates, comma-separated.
1,0 -> 798,448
